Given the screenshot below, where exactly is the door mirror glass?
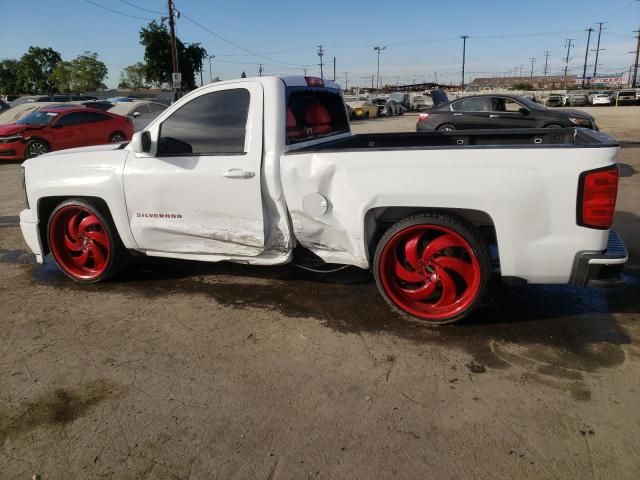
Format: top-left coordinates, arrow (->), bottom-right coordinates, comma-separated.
518,107 -> 529,115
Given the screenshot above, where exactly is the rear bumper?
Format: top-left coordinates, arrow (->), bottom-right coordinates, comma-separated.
569,231 -> 628,286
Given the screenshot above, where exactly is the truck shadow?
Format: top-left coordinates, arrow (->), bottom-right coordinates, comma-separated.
23,210 -> 640,383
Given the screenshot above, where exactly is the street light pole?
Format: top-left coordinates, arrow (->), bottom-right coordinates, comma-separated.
208,55 -> 215,83
460,35 -> 469,91
374,46 -> 386,90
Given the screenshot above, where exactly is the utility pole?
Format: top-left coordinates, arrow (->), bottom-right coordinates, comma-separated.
317,45 -> 324,79
529,57 -> 536,78
434,71 -> 438,84
632,28 -> 640,88
374,46 -> 386,90
543,50 -> 551,77
333,57 -> 336,81
167,0 -> 180,100
460,35 -> 469,91
344,72 -> 348,91
303,68 -> 308,75
563,38 -> 574,88
371,74 -> 374,90
582,27 -> 594,88
208,55 -> 214,83
592,22 -> 606,79
258,64 -> 263,76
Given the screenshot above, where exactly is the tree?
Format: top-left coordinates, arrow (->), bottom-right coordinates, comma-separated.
0,59 -> 21,94
139,20 -> 208,90
119,62 -> 148,91
17,46 -> 62,93
50,61 -> 74,93
50,52 -> 107,93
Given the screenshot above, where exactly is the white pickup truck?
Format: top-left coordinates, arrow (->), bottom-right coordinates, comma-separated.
19,76 -> 628,325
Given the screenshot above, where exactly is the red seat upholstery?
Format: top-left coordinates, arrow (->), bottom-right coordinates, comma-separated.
286,107 -> 306,140
305,103 -> 332,135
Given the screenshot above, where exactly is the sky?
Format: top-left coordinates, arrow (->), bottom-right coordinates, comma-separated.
1,0 -> 639,89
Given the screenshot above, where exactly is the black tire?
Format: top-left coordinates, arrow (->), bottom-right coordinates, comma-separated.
25,138 -> 50,159
109,132 -> 126,143
47,198 -> 130,283
437,124 -> 456,131
373,213 -> 491,325
545,124 -> 563,128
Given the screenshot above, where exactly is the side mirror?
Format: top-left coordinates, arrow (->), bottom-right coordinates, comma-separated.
132,111 -> 141,118
518,108 -> 530,115
130,131 -> 152,153
51,123 -> 62,129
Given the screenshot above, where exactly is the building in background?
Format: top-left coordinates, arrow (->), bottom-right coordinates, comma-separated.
466,75 -> 575,91
574,72 -> 630,88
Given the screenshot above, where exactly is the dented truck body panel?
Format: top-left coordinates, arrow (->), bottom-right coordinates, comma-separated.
20,75 -> 622,286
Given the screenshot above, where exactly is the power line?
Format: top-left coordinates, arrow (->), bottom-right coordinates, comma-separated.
117,0 -> 166,15
83,0 -> 153,20
178,10 -> 314,68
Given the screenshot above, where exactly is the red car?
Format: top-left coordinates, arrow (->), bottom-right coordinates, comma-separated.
0,106 -> 133,161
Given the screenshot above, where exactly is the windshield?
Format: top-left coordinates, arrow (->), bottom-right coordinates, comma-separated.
516,96 -> 545,111
16,111 -> 59,126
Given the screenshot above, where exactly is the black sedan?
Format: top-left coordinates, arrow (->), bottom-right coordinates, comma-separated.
416,94 -> 597,132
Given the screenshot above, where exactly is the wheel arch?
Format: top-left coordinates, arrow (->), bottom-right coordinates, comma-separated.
364,206 -> 499,269
37,196 -> 117,255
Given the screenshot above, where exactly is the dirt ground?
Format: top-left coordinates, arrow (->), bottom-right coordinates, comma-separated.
1,107 -> 639,480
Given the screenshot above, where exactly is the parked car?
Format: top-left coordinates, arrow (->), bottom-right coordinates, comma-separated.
107,96 -> 135,103
108,101 -> 168,131
18,76 -> 627,325
565,93 -> 589,106
409,94 -> 430,111
0,106 -> 133,161
0,102 -> 66,125
545,94 -> 566,107
591,93 -> 613,106
343,96 -> 377,119
11,94 -> 97,106
0,100 -> 11,113
616,90 -> 638,106
416,94 -> 597,132
389,92 -> 411,110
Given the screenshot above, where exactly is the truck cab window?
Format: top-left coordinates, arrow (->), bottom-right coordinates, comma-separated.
286,89 -> 349,144
158,88 -> 250,156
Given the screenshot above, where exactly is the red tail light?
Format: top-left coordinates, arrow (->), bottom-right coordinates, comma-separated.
418,113 -> 430,122
577,165 -> 619,229
305,76 -> 324,87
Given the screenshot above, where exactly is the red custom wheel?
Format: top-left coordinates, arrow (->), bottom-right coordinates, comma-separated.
49,205 -> 111,281
374,214 -> 490,325
47,199 -> 129,283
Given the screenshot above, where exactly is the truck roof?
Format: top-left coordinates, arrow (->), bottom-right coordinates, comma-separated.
195,75 -> 340,91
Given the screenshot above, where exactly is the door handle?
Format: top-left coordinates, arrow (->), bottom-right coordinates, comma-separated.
453,113 -> 463,116
223,168 -> 255,179
489,114 -> 500,118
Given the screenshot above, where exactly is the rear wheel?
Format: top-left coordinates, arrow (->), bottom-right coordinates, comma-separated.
25,138 -> 49,158
374,213 -> 491,325
109,132 -> 126,143
437,124 -> 456,131
47,199 -> 129,283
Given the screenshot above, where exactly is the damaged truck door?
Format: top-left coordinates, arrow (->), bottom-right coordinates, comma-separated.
123,83 -> 266,256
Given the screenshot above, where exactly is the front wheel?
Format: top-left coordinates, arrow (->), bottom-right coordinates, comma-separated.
25,138 -> 50,159
437,124 -> 456,131
374,213 -> 491,325
47,199 -> 129,283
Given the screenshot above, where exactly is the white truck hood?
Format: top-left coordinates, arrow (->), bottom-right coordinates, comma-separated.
23,143 -> 129,170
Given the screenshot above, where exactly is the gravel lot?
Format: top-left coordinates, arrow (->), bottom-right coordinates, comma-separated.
1,106 -> 639,479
